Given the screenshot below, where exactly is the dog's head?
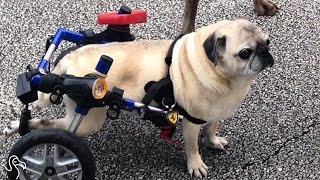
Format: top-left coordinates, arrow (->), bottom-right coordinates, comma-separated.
201,19 -> 274,78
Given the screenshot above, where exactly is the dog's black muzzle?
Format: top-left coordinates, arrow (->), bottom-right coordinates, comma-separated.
256,45 -> 274,69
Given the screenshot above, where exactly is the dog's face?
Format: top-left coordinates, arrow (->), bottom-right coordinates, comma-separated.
203,19 -> 274,78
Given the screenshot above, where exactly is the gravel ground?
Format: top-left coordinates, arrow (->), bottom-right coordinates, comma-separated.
0,0 -> 319,179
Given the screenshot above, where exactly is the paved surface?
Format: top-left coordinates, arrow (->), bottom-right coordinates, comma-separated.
0,0 -> 319,179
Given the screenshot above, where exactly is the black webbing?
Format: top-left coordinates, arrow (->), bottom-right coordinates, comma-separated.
143,34 -> 207,125
141,78 -> 172,105
165,34 -> 185,66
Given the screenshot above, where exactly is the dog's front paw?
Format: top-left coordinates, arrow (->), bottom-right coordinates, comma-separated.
3,121 -> 19,137
187,154 -> 208,178
206,136 -> 228,150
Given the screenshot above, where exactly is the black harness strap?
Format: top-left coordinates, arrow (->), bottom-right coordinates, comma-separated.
174,105 -> 207,124
165,34 -> 185,66
141,78 -> 172,105
142,34 -> 185,106
54,46 -> 80,67
143,34 -> 207,125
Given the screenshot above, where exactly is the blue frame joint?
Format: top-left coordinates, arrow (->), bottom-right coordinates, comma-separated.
51,28 -> 85,46
123,98 -> 135,108
51,28 -> 64,46
38,58 -> 48,69
31,74 -> 41,87
75,106 -> 89,115
63,29 -> 85,43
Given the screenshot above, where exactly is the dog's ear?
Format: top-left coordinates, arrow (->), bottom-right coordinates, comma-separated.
203,34 -> 226,66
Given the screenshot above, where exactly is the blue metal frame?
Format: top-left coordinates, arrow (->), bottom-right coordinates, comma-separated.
37,28 -> 85,70
27,27 -> 183,118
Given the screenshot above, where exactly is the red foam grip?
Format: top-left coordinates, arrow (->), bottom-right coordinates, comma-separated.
97,10 -> 147,25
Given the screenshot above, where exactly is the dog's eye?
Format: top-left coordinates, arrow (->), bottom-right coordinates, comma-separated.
238,48 -> 253,59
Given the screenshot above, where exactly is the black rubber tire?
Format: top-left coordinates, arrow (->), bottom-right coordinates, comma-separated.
6,128 -> 96,180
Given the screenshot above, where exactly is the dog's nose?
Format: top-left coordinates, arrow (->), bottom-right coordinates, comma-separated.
256,45 -> 274,67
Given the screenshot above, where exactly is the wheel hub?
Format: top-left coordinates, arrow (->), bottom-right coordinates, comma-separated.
19,143 -> 83,179
45,166 -> 56,176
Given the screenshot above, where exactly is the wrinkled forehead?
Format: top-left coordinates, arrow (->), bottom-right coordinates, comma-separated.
239,23 -> 268,43
241,23 -> 268,41
225,21 -> 269,48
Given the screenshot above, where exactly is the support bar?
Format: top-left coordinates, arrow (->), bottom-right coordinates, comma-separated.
37,28 -> 85,70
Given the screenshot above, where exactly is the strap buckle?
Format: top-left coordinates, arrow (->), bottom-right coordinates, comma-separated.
162,96 -> 176,111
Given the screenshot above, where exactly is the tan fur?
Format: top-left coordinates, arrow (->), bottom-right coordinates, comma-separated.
4,19 -> 273,177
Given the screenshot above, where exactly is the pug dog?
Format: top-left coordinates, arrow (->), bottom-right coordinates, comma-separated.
4,19 -> 274,177
182,0 -> 279,33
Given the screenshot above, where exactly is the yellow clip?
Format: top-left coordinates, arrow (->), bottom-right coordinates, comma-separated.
166,110 -> 179,125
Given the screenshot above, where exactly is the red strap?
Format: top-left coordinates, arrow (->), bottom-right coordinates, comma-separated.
160,126 -> 183,146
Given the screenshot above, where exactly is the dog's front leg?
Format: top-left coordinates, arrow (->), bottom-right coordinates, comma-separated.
182,119 -> 208,177
204,121 -> 228,150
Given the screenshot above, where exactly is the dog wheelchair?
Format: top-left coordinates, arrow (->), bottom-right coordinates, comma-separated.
6,6 -> 184,180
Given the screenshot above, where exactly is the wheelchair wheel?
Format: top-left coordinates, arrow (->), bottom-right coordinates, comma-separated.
6,129 -> 95,180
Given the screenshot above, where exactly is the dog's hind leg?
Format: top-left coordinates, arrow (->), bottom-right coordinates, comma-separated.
3,97 -> 106,137
3,96 -> 75,137
3,117 -> 70,137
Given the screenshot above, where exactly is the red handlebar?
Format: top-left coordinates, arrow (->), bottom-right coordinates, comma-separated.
97,10 -> 147,25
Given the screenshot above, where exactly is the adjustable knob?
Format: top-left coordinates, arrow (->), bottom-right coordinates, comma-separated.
95,55 -> 113,77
